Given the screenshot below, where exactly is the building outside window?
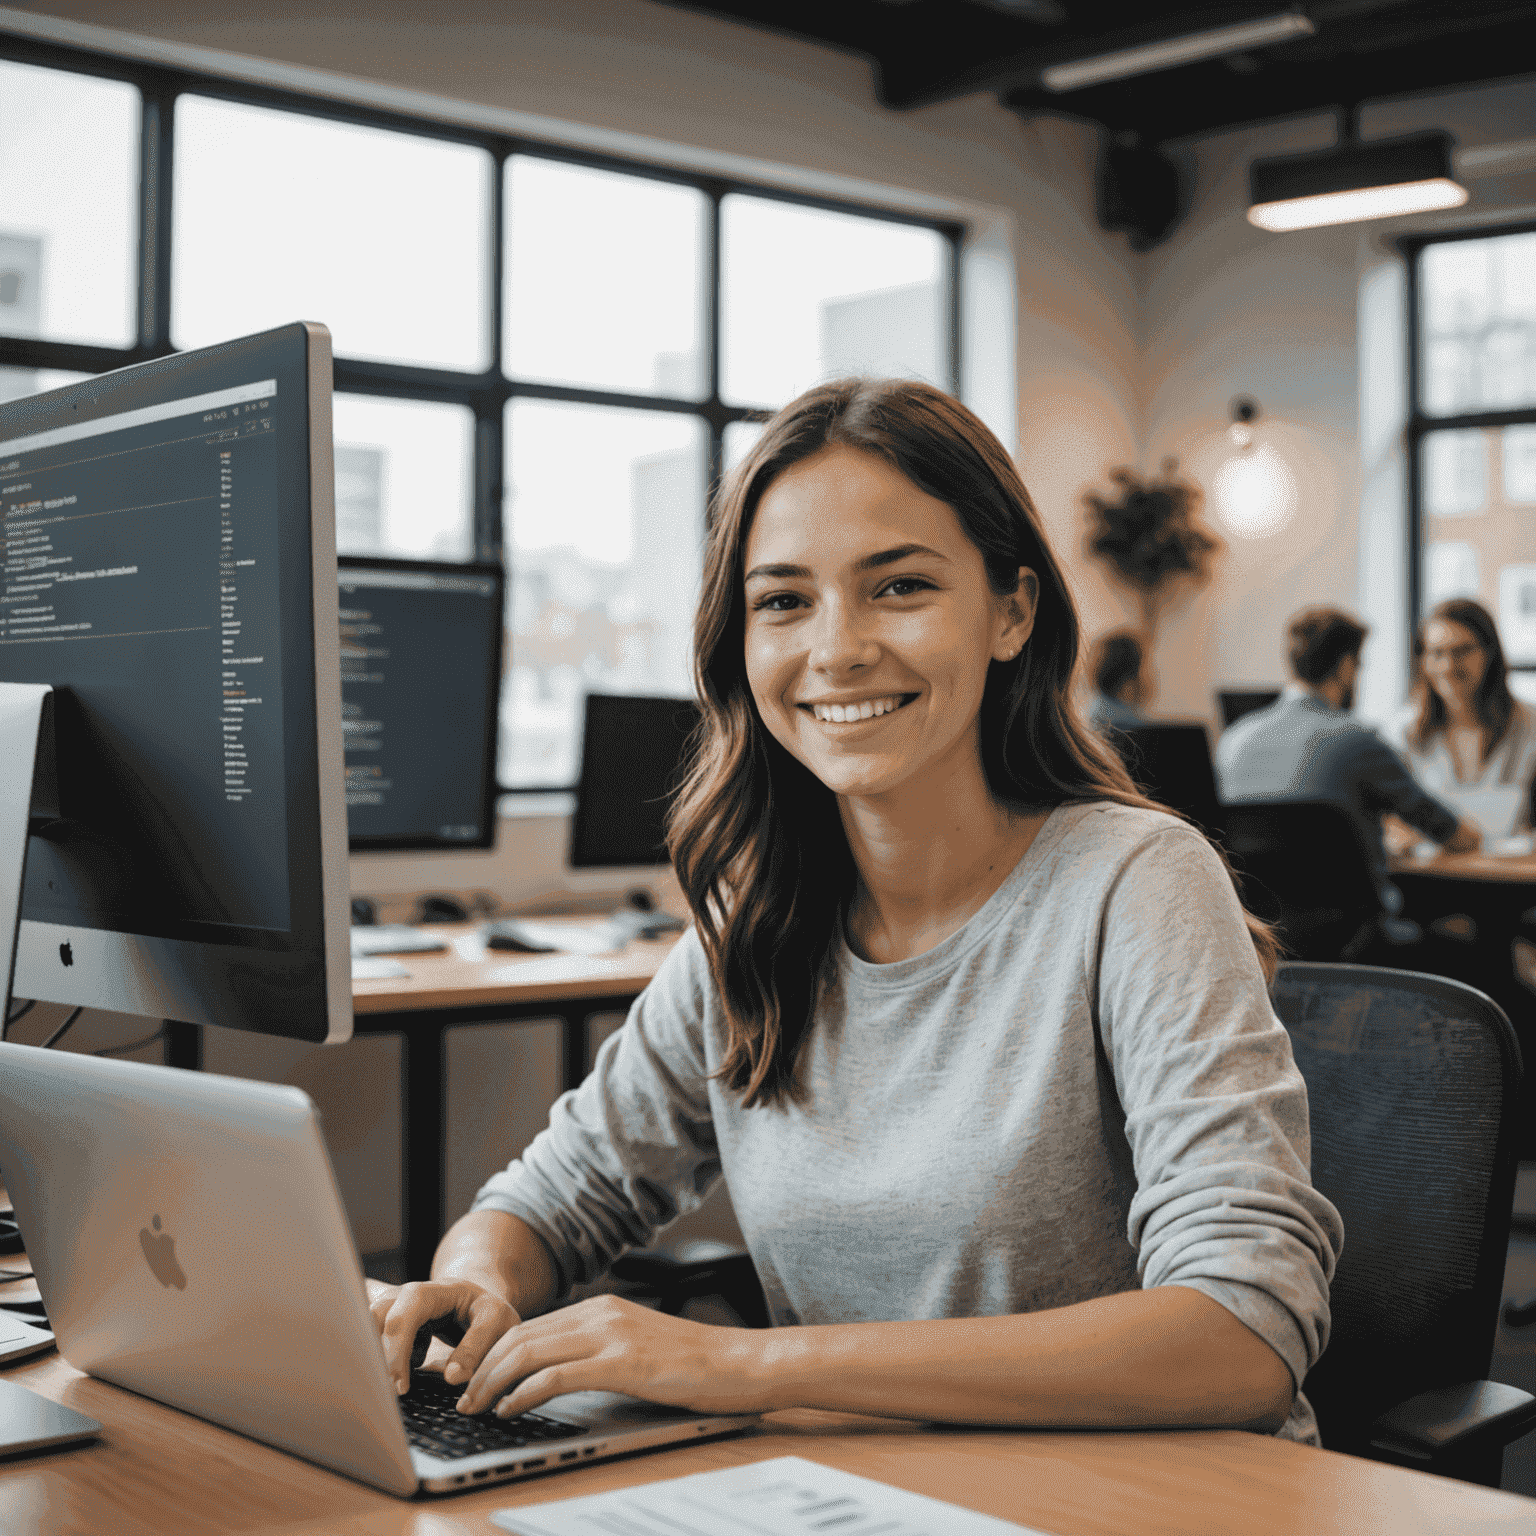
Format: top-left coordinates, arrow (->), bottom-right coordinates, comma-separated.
1411,226 -> 1536,701
0,41 -> 961,793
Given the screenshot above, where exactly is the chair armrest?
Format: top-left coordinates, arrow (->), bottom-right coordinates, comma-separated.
1368,1380 -> 1536,1459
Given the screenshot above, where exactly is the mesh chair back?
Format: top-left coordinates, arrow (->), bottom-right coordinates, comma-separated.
1223,801 -> 1382,961
1112,723 -> 1222,837
1272,962 -> 1523,1454
1217,688 -> 1281,728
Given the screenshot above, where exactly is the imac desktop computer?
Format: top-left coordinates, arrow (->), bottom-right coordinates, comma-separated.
338,556 -> 503,853
0,322 -> 352,1045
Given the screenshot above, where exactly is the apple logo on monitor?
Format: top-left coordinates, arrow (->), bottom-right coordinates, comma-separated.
139,1214 -> 187,1290
59,941 -> 73,967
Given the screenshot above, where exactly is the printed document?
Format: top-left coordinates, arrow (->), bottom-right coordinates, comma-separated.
491,1454 -> 1048,1536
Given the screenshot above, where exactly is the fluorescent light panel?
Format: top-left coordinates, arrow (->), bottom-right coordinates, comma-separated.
1249,179 -> 1467,231
1247,130 -> 1467,233
1040,12 -> 1315,93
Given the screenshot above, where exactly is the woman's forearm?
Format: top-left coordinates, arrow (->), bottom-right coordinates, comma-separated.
431,1210 -> 560,1319
749,1285 -> 1294,1431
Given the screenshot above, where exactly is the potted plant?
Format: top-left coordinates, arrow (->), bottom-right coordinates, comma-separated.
1083,458 -> 1221,651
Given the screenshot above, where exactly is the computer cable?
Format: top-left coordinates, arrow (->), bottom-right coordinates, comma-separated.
40,1007 -> 84,1050
2,998 -> 36,1038
95,1023 -> 167,1058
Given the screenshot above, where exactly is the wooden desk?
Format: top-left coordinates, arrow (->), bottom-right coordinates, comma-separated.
164,923 -> 679,1283
3,1346 -> 1534,1535
1389,849 -> 1536,884
359,927 -> 678,1277
356,924 -> 677,1282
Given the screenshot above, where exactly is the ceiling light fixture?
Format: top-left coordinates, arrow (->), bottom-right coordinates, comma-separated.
1247,128 -> 1467,232
1039,11 -> 1315,93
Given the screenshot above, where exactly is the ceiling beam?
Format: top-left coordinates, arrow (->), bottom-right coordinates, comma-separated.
999,17 -> 1536,143
876,1 -> 1306,109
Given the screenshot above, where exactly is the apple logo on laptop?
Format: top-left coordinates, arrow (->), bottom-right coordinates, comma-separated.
59,941 -> 73,966
139,1215 -> 187,1290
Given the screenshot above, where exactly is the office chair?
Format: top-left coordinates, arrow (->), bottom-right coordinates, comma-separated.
1110,723 -> 1223,838
1273,962 -> 1536,1486
1222,801 -> 1387,962
1216,688 -> 1281,728
607,1246 -> 768,1329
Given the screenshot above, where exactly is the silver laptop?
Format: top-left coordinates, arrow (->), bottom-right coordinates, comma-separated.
0,1041 -> 757,1495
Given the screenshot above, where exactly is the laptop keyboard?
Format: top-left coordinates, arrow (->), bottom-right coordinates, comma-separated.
399,1368 -> 584,1461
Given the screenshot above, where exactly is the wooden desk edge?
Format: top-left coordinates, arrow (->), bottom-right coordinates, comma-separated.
1388,851 -> 1536,884
4,1352 -> 1534,1536
351,925 -> 678,1016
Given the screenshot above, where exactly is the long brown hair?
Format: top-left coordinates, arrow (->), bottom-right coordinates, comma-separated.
1408,598 -> 1515,760
668,379 -> 1277,1108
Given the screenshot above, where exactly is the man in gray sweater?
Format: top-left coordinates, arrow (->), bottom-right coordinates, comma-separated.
1216,607 -> 1479,907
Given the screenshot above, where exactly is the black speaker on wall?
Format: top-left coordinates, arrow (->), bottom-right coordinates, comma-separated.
1096,135 -> 1185,251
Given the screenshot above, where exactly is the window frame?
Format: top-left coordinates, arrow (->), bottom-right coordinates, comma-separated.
1403,218 -> 1536,679
0,29 -> 966,791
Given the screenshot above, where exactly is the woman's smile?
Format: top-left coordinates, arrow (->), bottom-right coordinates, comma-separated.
798,692 -> 920,726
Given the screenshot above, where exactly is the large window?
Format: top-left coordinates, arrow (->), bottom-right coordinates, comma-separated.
1410,225 -> 1536,700
0,36 -> 962,791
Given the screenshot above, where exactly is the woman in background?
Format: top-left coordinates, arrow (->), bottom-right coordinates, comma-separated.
1386,598 -> 1536,843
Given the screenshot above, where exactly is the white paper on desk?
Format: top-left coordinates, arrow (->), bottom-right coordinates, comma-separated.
486,955 -> 630,986
490,1454 -> 1045,1536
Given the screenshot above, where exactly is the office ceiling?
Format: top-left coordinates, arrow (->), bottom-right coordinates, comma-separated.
656,1 -> 1536,144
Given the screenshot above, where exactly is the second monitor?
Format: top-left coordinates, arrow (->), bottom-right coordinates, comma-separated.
338,557 -> 503,852
570,693 -> 702,868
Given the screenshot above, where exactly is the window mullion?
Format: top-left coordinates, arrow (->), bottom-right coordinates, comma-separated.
479,146 -> 509,565
137,82 -> 176,353
948,227 -> 963,397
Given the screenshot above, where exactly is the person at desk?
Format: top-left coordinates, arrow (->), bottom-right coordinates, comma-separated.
1382,598 -> 1536,844
370,380 -> 1343,1446
1085,629 -> 1148,735
1215,606 -> 1480,910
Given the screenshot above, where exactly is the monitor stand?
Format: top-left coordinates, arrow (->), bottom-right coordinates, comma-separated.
0,682 -> 54,1019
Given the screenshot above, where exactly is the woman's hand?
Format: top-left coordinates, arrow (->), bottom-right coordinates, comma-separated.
450,1294 -> 767,1420
367,1276 -> 522,1396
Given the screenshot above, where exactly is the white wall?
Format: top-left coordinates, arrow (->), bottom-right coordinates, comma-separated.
1136,79 -> 1536,726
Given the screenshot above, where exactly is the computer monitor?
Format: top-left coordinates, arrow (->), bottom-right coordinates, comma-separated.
569,693 -> 701,868
0,322 -> 352,1044
1111,722 -> 1223,838
338,557 -> 503,852
1217,688 -> 1282,729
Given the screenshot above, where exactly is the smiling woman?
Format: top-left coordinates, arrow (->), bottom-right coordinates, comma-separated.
370,379 -> 1343,1452
674,380 -> 1273,1096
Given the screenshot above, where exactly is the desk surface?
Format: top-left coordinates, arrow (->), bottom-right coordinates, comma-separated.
1389,848 -> 1536,884
3,1344 -> 1534,1536
352,922 -> 679,1016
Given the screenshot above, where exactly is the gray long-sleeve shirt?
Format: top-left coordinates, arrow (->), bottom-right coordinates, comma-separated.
1214,687 -> 1461,904
473,801 -> 1344,1444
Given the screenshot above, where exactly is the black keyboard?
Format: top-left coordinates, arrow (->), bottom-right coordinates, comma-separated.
399,1368 -> 584,1461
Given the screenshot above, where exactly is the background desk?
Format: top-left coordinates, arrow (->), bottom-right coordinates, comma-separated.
355,925 -> 678,1283
1389,849 -> 1536,883
167,923 -> 680,1283
3,1345 -> 1534,1535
